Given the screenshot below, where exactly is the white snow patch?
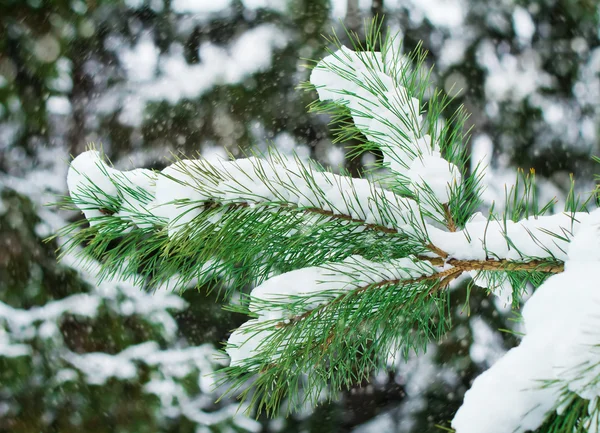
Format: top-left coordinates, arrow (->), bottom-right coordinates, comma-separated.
120,33 -> 160,82
453,208 -> 600,433
47,96 -> 72,115
113,24 -> 288,126
513,7 -> 536,45
171,0 -> 231,14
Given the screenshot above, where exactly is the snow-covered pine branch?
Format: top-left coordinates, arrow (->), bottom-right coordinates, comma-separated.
58,23 -> 599,431
64,148 -> 425,292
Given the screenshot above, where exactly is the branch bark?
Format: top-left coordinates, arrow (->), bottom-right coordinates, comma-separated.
275,255 -> 563,329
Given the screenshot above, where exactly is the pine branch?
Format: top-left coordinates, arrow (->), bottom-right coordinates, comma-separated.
56,18 -> 600,430
304,23 -> 475,229
58,149 -> 434,296
275,264 -> 462,330
220,258 -> 453,415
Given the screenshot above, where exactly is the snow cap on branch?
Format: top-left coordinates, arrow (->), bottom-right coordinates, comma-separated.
226,255 -> 438,368
226,319 -> 276,368
67,150 -> 119,224
68,150 -> 423,238
67,150 -> 157,227
452,209 -> 600,433
428,211 -> 586,263
310,47 -> 462,206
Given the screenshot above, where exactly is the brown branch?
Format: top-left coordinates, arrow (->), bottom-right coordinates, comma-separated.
420,256 -> 564,274
305,207 -> 398,234
443,203 -> 457,232
426,243 -> 449,259
276,266 -> 462,329
89,198 -> 401,236
429,268 -> 463,295
206,200 -> 401,235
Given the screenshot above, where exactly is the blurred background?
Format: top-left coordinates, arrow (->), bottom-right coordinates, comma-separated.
0,0 -> 598,432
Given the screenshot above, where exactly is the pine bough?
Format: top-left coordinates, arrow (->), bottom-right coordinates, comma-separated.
58,25 -> 600,433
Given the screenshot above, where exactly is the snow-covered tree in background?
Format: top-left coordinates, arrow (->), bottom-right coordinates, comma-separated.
0,1 -> 334,432
60,23 -> 600,432
0,189 -> 260,432
1,177 -> 264,432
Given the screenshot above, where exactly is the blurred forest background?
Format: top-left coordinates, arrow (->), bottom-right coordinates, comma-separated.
0,0 -> 599,432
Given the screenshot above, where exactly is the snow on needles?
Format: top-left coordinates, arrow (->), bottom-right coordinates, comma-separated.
68,150 -> 421,237
67,150 -> 157,227
226,255 -> 438,368
310,47 -> 462,206
452,208 -> 600,433
428,211 -> 585,263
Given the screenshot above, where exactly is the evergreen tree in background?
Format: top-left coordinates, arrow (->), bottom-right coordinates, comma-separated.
1,1 -> 599,432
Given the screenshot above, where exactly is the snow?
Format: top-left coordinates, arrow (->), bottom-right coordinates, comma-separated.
112,24 -> 289,126
113,168 -> 157,226
243,0 -> 287,12
67,349 -> 140,385
0,294 -> 100,335
0,168 -> 238,427
64,340 -> 254,427
68,150 -> 422,238
226,255 -> 438,367
0,160 -> 244,428
453,335 -> 559,433
67,150 -> 119,223
352,411 -> 398,433
171,0 -> 231,14
438,38 -> 468,69
152,159 -> 209,235
249,255 -> 434,319
353,343 -> 459,433
476,40 -> 552,103
428,211 -> 586,262
329,0 -> 347,19
0,328 -> 31,358
120,33 -> 159,82
46,96 -> 72,115
452,208 -> 600,433
310,47 -> 462,216
314,69 -> 418,151
67,341 -> 218,385
469,270 -> 513,306
226,319 -> 276,368
512,7 -> 535,45
68,150 -> 162,228
469,316 -> 506,366
565,210 -> 600,264
407,153 -> 462,204
404,0 -> 466,29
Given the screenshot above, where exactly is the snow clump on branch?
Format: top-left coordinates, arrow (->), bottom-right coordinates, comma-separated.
452,208 -> 600,433
310,46 -> 461,205
67,150 -> 422,237
226,255 -> 438,368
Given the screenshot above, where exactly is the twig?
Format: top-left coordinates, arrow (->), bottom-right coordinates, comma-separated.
420,256 -> 564,274
443,203 -> 457,232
